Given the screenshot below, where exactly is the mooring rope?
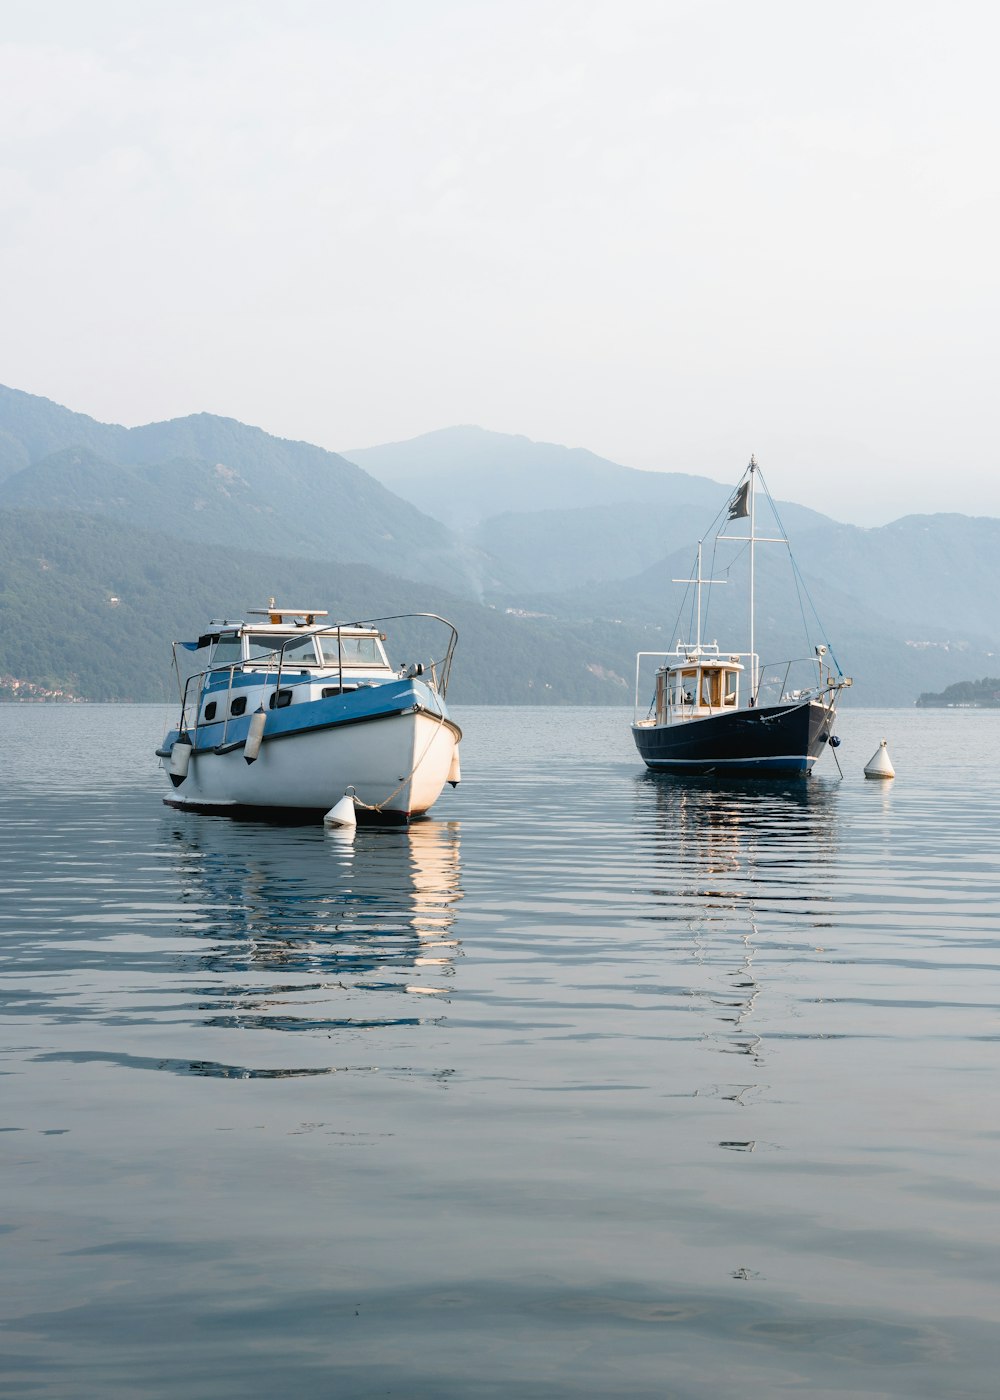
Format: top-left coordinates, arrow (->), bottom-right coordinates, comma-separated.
349,696 -> 452,814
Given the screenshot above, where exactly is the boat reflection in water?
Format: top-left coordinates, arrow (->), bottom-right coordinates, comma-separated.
638,771 -> 840,884
633,773 -> 841,1122
162,816 -> 463,1078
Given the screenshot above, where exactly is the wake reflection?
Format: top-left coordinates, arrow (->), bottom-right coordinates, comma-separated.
161,817 -> 463,1073
634,773 -> 842,1096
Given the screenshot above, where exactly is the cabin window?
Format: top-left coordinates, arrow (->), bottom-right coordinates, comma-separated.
724,671 -> 739,706
317,635 -> 385,667
230,696 -> 247,717
269,689 -> 293,710
701,670 -> 725,708
203,701 -> 217,721
211,636 -> 243,669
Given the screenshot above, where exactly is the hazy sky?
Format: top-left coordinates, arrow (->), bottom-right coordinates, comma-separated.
2,1 -> 997,524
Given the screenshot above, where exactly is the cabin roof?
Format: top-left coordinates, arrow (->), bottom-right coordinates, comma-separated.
661,655 -> 744,672
207,619 -> 381,636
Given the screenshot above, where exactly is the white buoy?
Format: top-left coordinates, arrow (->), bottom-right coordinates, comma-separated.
323,794 -> 357,828
243,709 -> 267,764
864,739 -> 895,779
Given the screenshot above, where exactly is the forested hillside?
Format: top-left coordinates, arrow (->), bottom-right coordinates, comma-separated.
916,677 -> 1000,707
0,509 -> 632,704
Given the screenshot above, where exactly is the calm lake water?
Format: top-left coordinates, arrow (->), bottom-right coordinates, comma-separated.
2,704 -> 998,1398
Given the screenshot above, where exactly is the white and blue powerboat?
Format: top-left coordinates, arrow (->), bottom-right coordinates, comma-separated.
158,604 -> 461,822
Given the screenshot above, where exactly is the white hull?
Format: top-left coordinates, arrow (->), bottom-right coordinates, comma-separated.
163,709 -> 460,819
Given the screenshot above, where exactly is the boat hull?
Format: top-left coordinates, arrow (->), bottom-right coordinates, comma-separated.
161,703 -> 461,821
632,699 -> 835,776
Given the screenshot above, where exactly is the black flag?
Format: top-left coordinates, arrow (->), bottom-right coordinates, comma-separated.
727,482 -> 750,520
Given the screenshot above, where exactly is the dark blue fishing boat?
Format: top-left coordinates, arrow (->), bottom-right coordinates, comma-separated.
632,457 -> 851,776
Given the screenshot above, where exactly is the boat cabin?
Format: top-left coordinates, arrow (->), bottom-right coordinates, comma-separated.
201,606 -> 393,677
653,651 -> 744,725
205,626 -> 392,674
182,607 -> 399,732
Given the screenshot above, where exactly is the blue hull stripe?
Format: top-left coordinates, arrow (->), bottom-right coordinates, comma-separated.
162,678 -> 457,755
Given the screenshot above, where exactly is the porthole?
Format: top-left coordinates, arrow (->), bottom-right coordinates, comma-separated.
269,689 -> 292,710
204,701 -> 217,721
230,696 -> 247,717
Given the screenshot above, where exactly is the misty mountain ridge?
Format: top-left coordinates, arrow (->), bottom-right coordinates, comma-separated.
0,386 -> 489,597
1,383 -> 997,707
343,425 -> 741,528
345,423 -> 837,593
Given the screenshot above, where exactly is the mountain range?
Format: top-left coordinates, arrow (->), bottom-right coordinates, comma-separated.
0,383 -> 996,706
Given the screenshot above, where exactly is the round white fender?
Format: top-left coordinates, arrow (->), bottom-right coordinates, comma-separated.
167,734 -> 193,781
447,748 -> 461,787
243,709 -> 267,764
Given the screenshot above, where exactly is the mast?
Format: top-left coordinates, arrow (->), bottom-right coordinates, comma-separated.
749,454 -> 757,695
673,541 -> 726,653
719,455 -> 792,699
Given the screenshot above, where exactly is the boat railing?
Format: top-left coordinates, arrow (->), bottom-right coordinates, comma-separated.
261,614 -> 457,698
633,647 -> 757,722
634,651 -> 668,723
172,614 -> 459,737
754,654 -> 844,708
175,662 -> 243,744
333,614 -> 459,698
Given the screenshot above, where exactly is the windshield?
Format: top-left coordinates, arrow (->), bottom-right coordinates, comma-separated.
317,634 -> 386,667
246,633 -> 318,666
210,636 -> 243,669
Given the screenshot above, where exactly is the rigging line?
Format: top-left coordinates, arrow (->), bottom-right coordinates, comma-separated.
351,692 -> 451,814
755,465 -> 845,677
789,555 -> 846,676
702,497 -> 738,549
788,554 -> 814,650
713,533 -> 750,647
703,532 -> 724,636
681,470 -> 755,643
669,547 -> 698,646
664,573 -> 692,657
786,549 -> 828,632
684,574 -> 698,646
671,467 -> 762,649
